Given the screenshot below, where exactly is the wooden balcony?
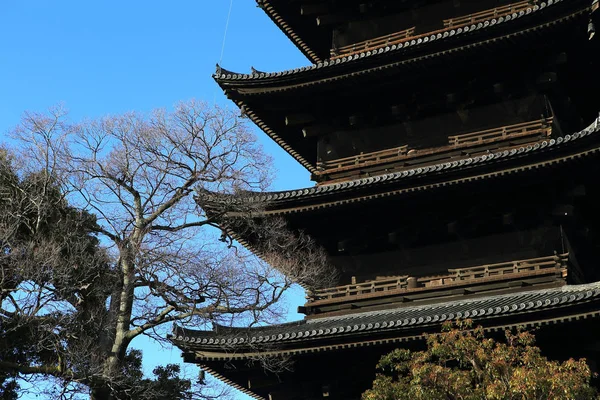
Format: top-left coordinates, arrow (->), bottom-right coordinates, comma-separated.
315,118 -> 552,181
443,1 -> 535,28
332,27 -> 415,59
308,254 -> 568,303
331,0 -> 534,59
448,118 -> 552,146
318,145 -> 408,171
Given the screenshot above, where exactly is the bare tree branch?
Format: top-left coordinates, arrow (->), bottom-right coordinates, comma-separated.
1,100 -> 336,399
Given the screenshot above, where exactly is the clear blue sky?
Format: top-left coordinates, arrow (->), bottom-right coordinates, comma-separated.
1,1 -> 312,398
0,0 -> 310,188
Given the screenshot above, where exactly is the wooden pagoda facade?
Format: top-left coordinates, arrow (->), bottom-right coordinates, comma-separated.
171,0 -> 600,398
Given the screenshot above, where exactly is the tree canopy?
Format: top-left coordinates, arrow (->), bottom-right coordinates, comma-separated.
0,147 -> 202,399
0,102 -> 335,399
362,321 -> 598,400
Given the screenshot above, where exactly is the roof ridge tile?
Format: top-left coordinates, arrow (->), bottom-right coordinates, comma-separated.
171,281 -> 600,346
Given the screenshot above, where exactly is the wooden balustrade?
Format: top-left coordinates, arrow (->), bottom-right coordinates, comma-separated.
443,0 -> 534,28
431,253 -> 566,286
312,275 -> 410,300
448,118 -> 552,146
331,0 -> 535,59
316,119 -> 552,177
332,27 -> 415,58
318,145 -> 408,171
310,254 -> 567,301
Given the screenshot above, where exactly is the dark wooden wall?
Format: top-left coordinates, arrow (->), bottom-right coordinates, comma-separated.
334,0 -> 519,49
317,95 -> 547,162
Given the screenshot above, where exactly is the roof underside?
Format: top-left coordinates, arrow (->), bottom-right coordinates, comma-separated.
229,0 -> 584,87
216,115 -> 600,215
256,0 -> 509,63
218,0 -> 593,172
257,0 -> 328,63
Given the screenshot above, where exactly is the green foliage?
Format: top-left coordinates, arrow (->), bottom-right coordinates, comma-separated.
1,149 -> 111,366
0,149 -> 194,399
113,349 -> 192,400
0,373 -> 19,400
363,320 -> 598,400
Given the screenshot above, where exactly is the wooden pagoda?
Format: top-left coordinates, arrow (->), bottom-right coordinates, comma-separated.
171,0 -> 600,398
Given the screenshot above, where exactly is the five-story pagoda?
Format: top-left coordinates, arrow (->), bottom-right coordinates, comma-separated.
171,0 -> 600,398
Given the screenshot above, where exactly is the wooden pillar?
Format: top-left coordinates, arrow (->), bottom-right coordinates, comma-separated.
407,277 -> 418,289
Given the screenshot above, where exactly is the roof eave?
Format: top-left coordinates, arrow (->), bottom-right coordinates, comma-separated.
213,71 -> 319,174
215,1 -> 589,90
247,117 -> 600,215
257,0 -> 325,64
170,281 -> 600,356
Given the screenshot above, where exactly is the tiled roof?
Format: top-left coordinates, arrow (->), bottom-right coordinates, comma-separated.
216,0 -> 569,83
232,115 -> 600,205
171,281 -> 600,350
256,0 -> 323,63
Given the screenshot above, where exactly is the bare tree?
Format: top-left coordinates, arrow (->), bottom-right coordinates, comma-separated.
0,101 -> 336,399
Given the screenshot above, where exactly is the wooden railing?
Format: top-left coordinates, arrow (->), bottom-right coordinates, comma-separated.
316,119 -> 552,177
433,253 -> 566,285
443,1 -> 534,28
448,118 -> 552,146
318,145 -> 408,171
332,27 -> 415,58
331,0 -> 535,59
312,275 -> 410,300
310,254 -> 567,301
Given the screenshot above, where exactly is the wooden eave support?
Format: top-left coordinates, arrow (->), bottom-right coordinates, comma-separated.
248,374 -> 280,390
285,113 -> 315,126
316,13 -> 348,26
301,3 -> 329,16
536,72 -> 558,87
302,124 -> 330,138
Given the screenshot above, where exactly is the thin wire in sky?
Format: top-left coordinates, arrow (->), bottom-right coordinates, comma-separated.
214,0 -> 234,104
219,0 -> 234,65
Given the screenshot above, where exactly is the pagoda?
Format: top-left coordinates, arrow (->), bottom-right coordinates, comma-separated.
171,0 -> 600,398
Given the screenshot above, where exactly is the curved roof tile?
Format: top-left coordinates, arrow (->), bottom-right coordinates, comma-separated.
215,0 -> 565,82
237,115 -> 600,204
172,281 -> 600,348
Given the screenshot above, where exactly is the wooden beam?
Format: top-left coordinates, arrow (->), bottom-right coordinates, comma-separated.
550,52 -> 568,65
503,213 -> 515,226
552,204 -> 574,218
300,3 -> 329,16
268,390 -> 298,400
536,72 -> 558,87
302,124 -> 330,138
316,13 -> 348,26
387,232 -> 398,244
568,185 -> 586,197
390,104 -> 408,116
447,221 -> 458,234
348,115 -> 361,126
248,373 -> 280,390
493,83 -> 505,94
285,113 -> 315,126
